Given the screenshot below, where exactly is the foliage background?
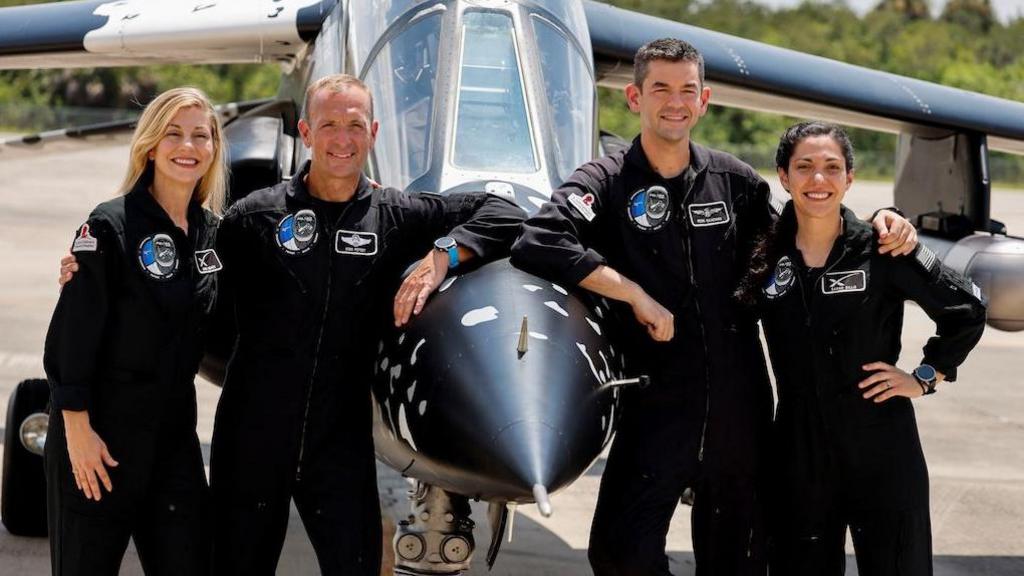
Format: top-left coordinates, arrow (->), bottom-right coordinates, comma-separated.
1,0 -> 1022,182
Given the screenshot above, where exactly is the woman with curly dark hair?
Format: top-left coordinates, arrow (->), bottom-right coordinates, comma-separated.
754,122 -> 986,576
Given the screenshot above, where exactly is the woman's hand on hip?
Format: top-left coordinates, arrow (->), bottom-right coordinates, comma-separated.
61,410 -> 118,501
858,362 -> 923,402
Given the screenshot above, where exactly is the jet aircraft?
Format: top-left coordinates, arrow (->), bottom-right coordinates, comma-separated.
2,1 -> 1023,574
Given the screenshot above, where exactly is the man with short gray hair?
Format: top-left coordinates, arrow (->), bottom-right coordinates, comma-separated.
208,74 -> 523,575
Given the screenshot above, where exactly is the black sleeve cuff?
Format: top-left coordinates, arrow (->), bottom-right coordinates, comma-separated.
923,359 -> 957,383
564,249 -> 607,286
449,227 -> 484,258
50,384 -> 90,412
871,206 -> 905,221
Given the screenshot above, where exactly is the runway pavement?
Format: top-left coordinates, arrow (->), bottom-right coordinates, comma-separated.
1,142 -> 1022,574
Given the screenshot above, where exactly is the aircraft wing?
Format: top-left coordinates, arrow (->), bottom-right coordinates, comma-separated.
584,1 -> 1024,156
0,98 -> 274,160
0,0 -> 336,68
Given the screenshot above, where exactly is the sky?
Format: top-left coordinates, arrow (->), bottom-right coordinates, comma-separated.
754,0 -> 1024,22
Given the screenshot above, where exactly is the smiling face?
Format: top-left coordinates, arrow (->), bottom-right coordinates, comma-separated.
779,134 -> 854,221
298,85 -> 379,184
626,59 -> 710,146
148,106 -> 215,190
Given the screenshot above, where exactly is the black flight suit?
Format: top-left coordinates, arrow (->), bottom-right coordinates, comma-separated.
511,138 -> 775,576
209,160 -> 523,576
759,203 -> 986,576
44,177 -> 219,576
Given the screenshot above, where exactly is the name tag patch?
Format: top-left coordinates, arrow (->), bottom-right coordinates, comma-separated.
568,192 -> 597,222
72,223 -> 98,252
687,201 -> 730,227
195,249 -> 223,274
335,230 -> 378,256
822,270 -> 867,295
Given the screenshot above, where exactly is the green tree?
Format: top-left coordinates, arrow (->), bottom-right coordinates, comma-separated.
872,0 -> 931,19
941,0 -> 996,33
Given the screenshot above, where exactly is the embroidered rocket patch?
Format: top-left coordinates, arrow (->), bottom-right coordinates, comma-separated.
138,233 -> 179,280
764,255 -> 795,300
276,209 -> 319,255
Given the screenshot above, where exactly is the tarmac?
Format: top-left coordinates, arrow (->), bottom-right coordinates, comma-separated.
1,141 -> 1022,575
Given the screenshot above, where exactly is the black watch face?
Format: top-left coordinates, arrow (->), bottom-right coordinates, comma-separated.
915,365 -> 937,382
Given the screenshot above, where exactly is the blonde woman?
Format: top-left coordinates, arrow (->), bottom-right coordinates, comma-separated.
44,87 -> 226,575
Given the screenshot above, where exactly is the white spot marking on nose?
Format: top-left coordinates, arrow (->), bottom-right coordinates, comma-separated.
544,301 -> 568,318
576,342 -> 602,384
398,404 -> 417,451
598,350 -> 612,375
522,284 -> 543,292
462,306 -> 499,326
439,276 -> 458,293
410,338 -> 426,365
551,283 -> 567,295
586,317 -> 602,335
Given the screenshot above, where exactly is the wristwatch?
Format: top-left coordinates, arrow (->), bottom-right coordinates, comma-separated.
434,236 -> 459,269
912,364 -> 938,395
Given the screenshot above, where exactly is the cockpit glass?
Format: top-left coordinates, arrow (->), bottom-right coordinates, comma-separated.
531,14 -> 595,183
452,11 -> 537,173
528,0 -> 590,45
350,1 -> 438,66
364,12 -> 441,189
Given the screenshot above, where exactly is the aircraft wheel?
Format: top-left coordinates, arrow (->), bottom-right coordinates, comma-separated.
2,378 -> 50,537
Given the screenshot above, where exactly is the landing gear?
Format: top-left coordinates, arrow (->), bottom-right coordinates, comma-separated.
2,378 -> 50,536
393,483 -> 475,575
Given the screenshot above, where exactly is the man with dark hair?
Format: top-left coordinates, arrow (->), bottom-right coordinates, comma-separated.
632,36 -> 705,88
511,38 -> 916,575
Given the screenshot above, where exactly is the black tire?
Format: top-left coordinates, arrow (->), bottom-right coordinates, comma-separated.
2,378 -> 50,537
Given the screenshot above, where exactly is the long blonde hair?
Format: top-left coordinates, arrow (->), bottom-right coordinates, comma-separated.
119,87 -> 227,214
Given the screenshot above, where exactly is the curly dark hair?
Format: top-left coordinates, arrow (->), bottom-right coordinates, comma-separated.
633,38 -> 705,88
775,121 -> 855,173
734,122 -> 855,307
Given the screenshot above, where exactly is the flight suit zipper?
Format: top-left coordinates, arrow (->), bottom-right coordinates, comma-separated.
678,169 -> 713,462
794,246 -> 850,423
295,202 -> 353,482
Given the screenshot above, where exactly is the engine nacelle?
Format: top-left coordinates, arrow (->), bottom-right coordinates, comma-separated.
922,233 -> 1024,332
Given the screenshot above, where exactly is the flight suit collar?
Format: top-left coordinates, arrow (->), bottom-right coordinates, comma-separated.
126,168 -> 206,241
624,136 -> 709,177
287,160 -> 375,205
776,200 -> 874,264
